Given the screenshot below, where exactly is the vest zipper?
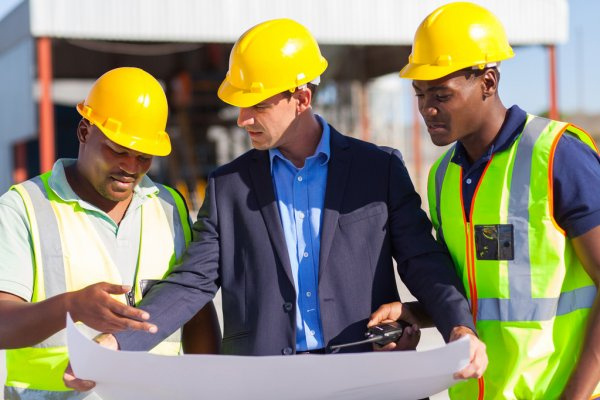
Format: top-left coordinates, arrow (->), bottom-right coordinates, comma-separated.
127,205 -> 144,307
459,167 -> 479,325
461,157 -> 494,400
465,221 -> 478,325
126,289 -> 136,307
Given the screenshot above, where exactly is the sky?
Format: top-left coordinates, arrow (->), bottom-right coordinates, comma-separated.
0,0 -> 18,20
0,0 -> 598,116
494,0 -> 600,115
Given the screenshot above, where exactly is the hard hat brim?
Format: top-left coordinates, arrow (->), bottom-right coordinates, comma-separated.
400,62 -> 473,81
76,103 -> 172,157
400,53 -> 514,81
217,79 -> 285,108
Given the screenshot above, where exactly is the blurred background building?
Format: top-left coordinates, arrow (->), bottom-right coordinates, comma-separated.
0,0 -> 572,208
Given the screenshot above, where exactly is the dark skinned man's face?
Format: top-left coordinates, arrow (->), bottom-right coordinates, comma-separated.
412,70 -> 487,147
78,122 -> 153,203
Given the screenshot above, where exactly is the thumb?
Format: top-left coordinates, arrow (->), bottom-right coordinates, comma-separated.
367,311 -> 385,327
63,367 -> 96,392
368,303 -> 402,327
368,311 -> 395,327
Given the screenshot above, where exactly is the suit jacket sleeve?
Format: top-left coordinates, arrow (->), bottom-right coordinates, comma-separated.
115,174 -> 221,351
387,149 -> 475,341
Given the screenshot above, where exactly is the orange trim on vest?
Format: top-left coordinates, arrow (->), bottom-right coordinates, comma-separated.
467,157 -> 494,400
477,376 -> 485,400
548,126 -> 567,236
459,168 -> 478,325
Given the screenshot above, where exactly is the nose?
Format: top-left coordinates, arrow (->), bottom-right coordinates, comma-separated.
419,97 -> 438,118
237,108 -> 254,128
119,154 -> 145,175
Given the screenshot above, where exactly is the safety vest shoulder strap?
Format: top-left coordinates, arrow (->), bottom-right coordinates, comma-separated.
11,172 -> 64,303
427,144 -> 455,241
153,184 -> 192,261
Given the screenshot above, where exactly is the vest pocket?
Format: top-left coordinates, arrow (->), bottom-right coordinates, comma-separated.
474,224 -> 514,260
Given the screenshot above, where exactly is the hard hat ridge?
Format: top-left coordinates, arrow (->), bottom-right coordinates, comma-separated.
218,18 -> 328,107
400,2 -> 514,81
76,67 -> 171,156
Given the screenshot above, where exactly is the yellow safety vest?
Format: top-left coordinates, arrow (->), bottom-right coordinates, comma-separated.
4,171 -> 191,400
428,115 -> 599,399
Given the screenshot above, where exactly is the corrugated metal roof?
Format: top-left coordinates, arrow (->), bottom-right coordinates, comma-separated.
28,0 -> 568,45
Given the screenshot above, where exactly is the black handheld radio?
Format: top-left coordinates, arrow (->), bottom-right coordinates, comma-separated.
328,320 -> 410,352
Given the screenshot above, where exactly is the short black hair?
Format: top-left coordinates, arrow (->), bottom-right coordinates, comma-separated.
463,66 -> 500,80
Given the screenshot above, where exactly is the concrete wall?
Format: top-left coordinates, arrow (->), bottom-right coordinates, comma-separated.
0,1 -> 35,192
0,37 -> 36,192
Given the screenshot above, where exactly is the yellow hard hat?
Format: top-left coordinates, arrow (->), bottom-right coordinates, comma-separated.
400,2 -> 514,81
76,67 -> 171,156
218,18 -> 328,108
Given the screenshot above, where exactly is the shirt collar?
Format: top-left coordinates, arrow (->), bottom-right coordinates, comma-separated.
48,158 -> 159,207
269,114 -> 331,173
451,105 -> 528,170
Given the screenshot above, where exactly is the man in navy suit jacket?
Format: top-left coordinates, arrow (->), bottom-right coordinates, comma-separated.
65,18 -> 487,391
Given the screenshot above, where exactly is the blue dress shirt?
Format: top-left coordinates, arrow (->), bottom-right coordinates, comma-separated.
269,115 -> 330,351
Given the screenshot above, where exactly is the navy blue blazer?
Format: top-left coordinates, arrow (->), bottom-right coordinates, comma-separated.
116,126 -> 475,355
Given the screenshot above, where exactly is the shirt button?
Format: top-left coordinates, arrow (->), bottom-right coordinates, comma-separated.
306,291 -> 312,297
310,330 -> 315,336
282,347 -> 293,355
298,211 -> 305,219
303,252 -> 309,258
283,302 -> 293,312
297,176 -> 303,182
466,178 -> 472,184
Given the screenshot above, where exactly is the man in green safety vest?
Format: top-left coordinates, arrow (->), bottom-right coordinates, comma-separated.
370,2 -> 600,399
0,67 -> 221,399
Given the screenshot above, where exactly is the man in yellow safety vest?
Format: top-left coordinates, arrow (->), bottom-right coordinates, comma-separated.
0,67 -> 220,399
370,2 -> 600,399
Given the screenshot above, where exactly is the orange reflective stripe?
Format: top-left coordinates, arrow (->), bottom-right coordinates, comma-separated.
466,222 -> 478,325
469,158 -> 488,400
478,376 -> 485,400
548,126 -> 566,235
459,169 -> 478,323
465,156 -> 494,326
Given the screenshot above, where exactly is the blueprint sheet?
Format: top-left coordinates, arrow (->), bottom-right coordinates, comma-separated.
67,314 -> 469,400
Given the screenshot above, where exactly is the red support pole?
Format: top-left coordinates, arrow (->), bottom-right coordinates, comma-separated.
37,37 -> 55,173
13,141 -> 27,183
548,45 -> 559,120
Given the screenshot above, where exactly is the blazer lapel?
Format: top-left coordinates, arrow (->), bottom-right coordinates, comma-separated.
248,150 -> 294,285
319,128 -> 352,280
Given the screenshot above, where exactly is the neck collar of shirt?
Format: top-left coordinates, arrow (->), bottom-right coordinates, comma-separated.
268,114 -> 331,173
48,158 -> 159,211
451,105 -> 527,174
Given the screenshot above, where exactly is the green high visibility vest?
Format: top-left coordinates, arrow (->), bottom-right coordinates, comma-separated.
428,115 -> 599,400
4,172 -> 192,400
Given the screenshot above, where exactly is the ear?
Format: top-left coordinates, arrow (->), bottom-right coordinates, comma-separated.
294,87 -> 313,112
481,68 -> 499,99
77,119 -> 91,143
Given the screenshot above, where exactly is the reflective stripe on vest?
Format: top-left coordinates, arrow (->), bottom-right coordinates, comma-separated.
5,384 -> 98,400
433,116 -> 596,322
5,173 -> 191,396
429,115 -> 599,399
